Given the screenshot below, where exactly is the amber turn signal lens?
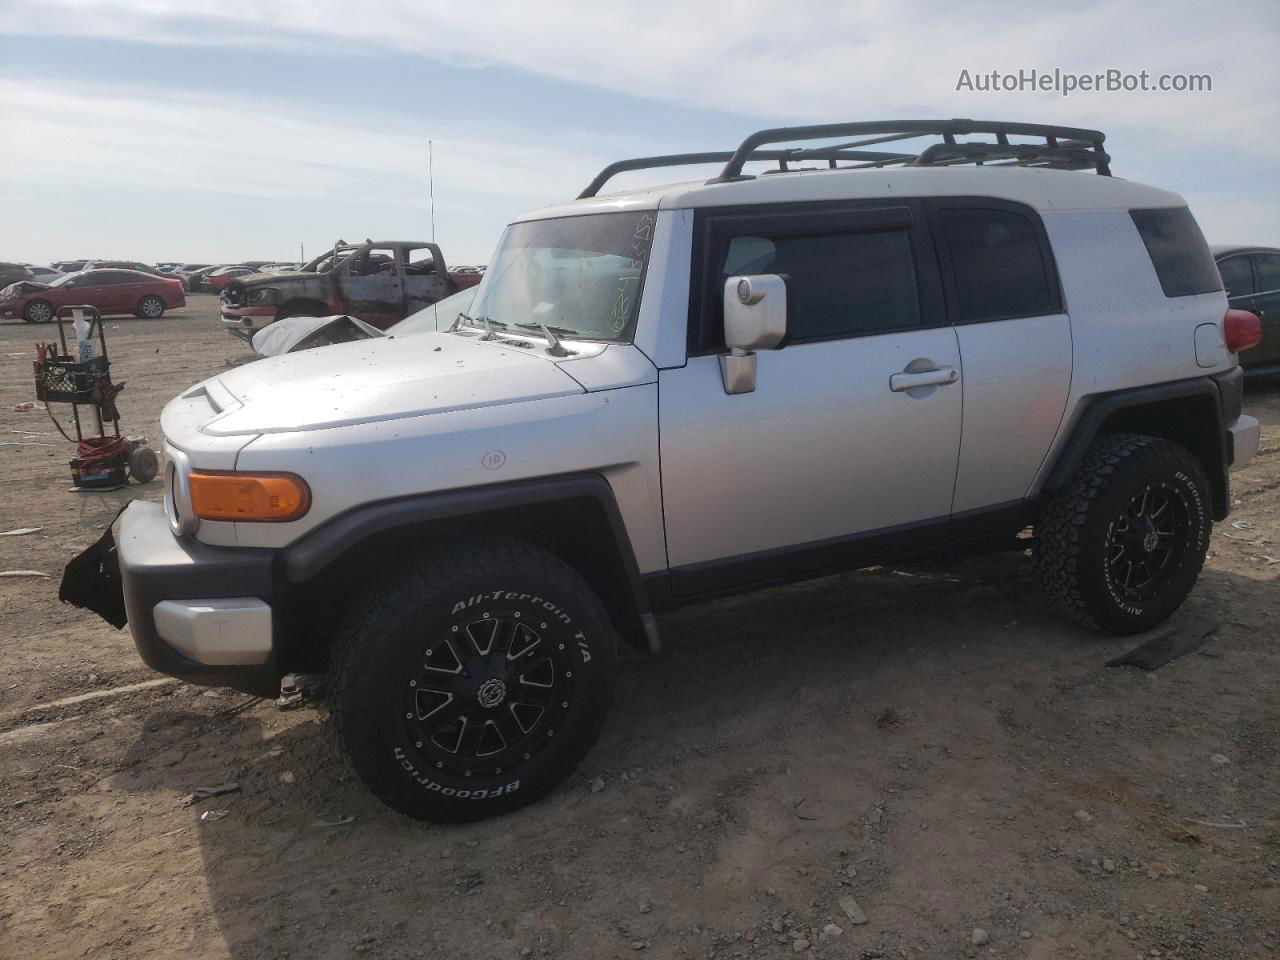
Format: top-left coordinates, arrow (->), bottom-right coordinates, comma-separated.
188,472 -> 310,522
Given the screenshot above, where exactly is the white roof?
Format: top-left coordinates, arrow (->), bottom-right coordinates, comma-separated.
518,166 -> 1184,222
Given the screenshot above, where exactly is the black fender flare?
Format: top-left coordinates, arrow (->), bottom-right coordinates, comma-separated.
1041,373 -> 1234,518
280,472 -> 660,653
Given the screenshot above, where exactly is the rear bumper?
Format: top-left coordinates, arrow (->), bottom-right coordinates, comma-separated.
1226,415 -> 1261,467
116,500 -> 280,696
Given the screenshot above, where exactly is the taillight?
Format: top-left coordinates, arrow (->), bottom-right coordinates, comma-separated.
1224,309 -> 1261,353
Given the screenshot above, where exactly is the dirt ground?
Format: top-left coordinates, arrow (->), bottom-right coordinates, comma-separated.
0,296 -> 1277,960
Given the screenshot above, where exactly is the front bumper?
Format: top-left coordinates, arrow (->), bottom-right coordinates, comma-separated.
115,500 -> 280,696
220,305 -> 275,341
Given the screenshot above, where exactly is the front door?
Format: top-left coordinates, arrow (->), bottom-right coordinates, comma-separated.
658,201 -> 963,596
339,245 -> 404,327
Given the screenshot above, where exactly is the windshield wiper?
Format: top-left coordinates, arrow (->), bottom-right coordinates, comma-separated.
514,322 -> 577,337
456,312 -> 507,339
513,322 -> 578,357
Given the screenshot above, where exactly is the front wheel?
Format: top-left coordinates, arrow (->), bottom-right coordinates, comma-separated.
1034,433 -> 1211,634
330,537 -> 619,822
24,299 -> 54,323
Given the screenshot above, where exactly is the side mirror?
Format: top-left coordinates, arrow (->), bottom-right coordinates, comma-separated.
720,274 -> 787,395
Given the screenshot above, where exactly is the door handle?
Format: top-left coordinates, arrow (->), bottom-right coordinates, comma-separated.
890,366 -> 959,392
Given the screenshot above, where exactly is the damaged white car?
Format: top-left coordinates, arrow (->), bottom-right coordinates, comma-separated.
250,288 -> 476,356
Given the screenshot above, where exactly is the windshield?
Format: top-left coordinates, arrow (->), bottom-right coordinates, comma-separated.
468,211 -> 655,342
302,248 -> 356,273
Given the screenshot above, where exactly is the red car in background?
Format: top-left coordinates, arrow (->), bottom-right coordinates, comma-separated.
201,266 -> 257,293
0,269 -> 186,323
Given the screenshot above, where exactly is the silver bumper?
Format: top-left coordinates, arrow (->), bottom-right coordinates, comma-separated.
1227,415 -> 1261,467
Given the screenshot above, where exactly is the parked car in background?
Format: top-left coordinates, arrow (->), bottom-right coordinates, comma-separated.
172,264 -> 213,289
202,265 -> 258,293
220,239 -> 483,339
0,263 -> 35,287
52,260 -> 89,273
0,268 -> 185,322
257,263 -> 304,274
27,266 -> 62,283
1214,245 -> 1280,375
82,260 -> 167,277
155,262 -> 184,273
251,287 -> 476,356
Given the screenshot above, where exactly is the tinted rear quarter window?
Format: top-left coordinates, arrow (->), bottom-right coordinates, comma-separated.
938,207 -> 1057,322
1130,207 -> 1221,297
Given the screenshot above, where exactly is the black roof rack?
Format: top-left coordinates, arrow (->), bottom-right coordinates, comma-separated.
577,118 -> 1109,199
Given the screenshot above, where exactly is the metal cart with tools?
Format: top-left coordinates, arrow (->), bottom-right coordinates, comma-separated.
32,305 -> 159,490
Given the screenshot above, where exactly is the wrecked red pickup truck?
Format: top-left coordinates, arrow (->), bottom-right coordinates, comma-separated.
219,240 -> 483,340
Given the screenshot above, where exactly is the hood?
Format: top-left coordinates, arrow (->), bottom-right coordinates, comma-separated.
251,314 -> 384,357
2,280 -> 50,299
200,330 -> 584,436
236,269 -> 315,287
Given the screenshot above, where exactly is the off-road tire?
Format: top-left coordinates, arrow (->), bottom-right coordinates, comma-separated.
136,295 -> 166,319
1034,433 -> 1211,634
330,536 -> 619,822
24,299 -> 54,323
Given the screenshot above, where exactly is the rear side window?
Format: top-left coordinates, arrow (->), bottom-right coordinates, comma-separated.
938,207 -> 1057,322
1216,256 -> 1254,298
1130,207 -> 1222,297
717,229 -> 919,341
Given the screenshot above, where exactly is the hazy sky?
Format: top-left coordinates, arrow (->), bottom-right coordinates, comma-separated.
1,1 -> 1276,265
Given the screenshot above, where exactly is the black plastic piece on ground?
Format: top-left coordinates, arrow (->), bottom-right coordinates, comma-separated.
1106,615 -> 1220,670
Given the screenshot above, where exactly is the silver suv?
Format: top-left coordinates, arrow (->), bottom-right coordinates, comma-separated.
66,120 -> 1263,822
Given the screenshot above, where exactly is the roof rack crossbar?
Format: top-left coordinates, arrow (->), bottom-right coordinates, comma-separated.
577,148 -> 912,198
709,119 -> 1110,182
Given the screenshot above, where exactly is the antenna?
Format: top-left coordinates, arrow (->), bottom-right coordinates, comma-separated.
428,139 -> 436,243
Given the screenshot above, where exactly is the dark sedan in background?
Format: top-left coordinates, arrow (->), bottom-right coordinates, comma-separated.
1215,245 -> 1280,375
0,269 -> 185,322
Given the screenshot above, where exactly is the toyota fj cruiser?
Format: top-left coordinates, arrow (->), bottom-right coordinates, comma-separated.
65,120 -> 1263,822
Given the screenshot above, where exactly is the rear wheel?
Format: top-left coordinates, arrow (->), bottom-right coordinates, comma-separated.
24,299 -> 54,323
1034,433 -> 1211,634
330,537 -> 619,822
137,295 -> 165,319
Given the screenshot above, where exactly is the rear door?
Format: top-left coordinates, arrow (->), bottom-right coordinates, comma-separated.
403,245 -> 449,315
926,199 -> 1072,528
1249,253 -> 1280,365
658,200 -> 963,595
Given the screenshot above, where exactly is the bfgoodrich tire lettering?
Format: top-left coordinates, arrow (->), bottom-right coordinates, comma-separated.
1034,433 -> 1210,634
329,537 -> 619,822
